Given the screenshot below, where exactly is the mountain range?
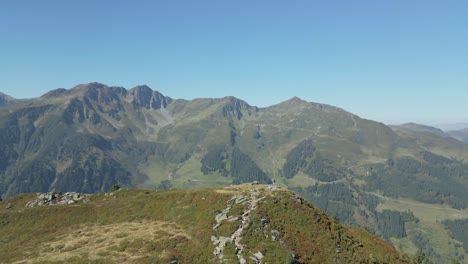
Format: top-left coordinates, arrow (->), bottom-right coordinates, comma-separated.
391,122 -> 468,145
437,123 -> 468,132
0,83 -> 467,263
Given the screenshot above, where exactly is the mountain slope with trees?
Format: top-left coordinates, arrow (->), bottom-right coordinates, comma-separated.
0,83 -> 467,262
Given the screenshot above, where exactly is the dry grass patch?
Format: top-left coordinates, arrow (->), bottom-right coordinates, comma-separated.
24,221 -> 189,264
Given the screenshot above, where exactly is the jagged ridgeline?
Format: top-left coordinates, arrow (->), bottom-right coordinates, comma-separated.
0,83 -> 388,198
0,185 -> 408,263
1,82 -> 468,262
0,83 -> 274,197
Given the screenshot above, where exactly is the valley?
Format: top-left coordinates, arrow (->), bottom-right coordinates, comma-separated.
0,83 -> 467,263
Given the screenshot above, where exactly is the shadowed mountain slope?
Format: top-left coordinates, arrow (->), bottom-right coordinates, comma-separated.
0,92 -> 17,106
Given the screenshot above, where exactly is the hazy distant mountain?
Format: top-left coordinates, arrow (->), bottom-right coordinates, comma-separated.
436,122 -> 468,131
1,82 -> 468,262
0,92 -> 17,106
447,128 -> 468,144
390,122 -> 447,137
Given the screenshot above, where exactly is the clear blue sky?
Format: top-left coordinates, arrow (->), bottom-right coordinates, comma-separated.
0,0 -> 467,125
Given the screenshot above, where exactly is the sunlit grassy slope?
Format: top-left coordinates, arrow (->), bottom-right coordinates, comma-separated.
0,185 -> 408,264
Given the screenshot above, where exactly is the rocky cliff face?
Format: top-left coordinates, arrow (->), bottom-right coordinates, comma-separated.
130,85 -> 172,109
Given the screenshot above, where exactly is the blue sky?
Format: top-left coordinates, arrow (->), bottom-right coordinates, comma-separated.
0,0 -> 466,125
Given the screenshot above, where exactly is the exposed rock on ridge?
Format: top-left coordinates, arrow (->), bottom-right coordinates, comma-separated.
25,192 -> 90,207
130,85 -> 172,110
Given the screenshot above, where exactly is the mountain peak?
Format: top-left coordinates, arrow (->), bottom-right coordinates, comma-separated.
37,83 -> 171,109
75,82 -> 108,91
285,96 -> 307,104
85,82 -> 108,88
131,85 -> 152,92
273,96 -> 313,108
129,85 -> 171,110
68,82 -> 109,96
221,96 -> 250,105
220,96 -> 254,120
290,96 -> 304,101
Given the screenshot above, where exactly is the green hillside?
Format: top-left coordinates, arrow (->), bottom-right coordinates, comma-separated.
0,185 -> 408,263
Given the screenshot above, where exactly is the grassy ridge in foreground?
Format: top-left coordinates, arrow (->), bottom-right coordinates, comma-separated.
0,185 -> 408,263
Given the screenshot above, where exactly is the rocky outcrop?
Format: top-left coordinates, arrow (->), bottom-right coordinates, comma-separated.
211,187 -> 267,263
211,235 -> 231,260
213,206 -> 231,230
130,85 -> 172,110
25,192 -> 90,207
221,96 -> 256,120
